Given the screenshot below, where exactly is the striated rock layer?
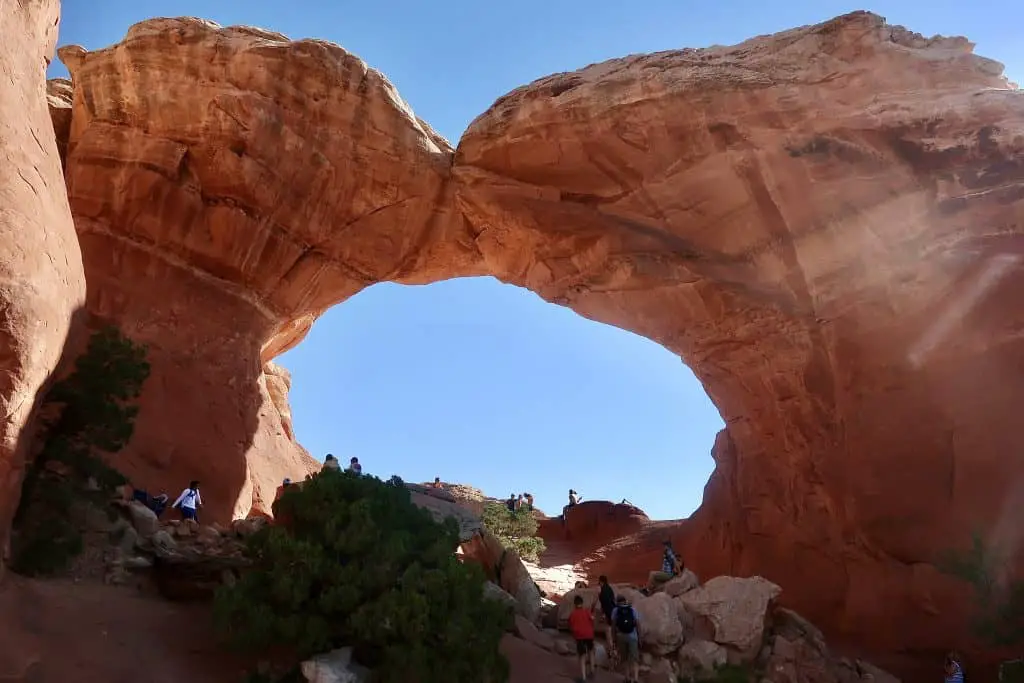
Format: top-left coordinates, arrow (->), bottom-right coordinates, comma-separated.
0,0 -> 86,568
47,10 -> 1024,674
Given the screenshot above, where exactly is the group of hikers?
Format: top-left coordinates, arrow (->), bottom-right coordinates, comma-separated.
506,491 -> 535,512
567,539 -> 685,683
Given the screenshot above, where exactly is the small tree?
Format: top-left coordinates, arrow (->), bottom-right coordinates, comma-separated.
12,326 -> 150,575
214,471 -> 511,683
938,531 -> 1024,647
481,502 -> 546,563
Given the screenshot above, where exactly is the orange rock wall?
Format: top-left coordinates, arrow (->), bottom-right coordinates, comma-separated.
0,0 -> 86,568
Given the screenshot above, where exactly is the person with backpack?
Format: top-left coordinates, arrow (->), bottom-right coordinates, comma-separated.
568,594 -> 596,682
171,480 -> 202,522
611,595 -> 641,683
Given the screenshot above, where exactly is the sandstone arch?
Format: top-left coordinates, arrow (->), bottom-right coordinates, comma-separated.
48,10 -> 1023,670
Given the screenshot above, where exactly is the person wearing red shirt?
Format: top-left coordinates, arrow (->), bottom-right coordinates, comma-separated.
568,595 -> 596,681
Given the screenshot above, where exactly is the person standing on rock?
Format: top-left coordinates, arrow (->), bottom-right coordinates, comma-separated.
347,457 -> 362,475
611,595 -> 641,683
568,594 -> 597,682
523,492 -> 534,510
171,480 -> 202,522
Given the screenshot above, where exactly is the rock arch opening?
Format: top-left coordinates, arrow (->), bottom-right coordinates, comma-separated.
42,10 -> 1024,674
275,276 -> 722,520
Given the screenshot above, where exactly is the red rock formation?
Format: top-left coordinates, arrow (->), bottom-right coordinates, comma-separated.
537,501 -> 649,553
44,11 -> 1024,677
0,0 -> 86,568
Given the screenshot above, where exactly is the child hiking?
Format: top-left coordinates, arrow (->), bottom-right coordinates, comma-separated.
568,594 -> 596,682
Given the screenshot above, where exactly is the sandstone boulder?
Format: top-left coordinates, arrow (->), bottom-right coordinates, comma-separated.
461,528 -> 542,622
662,569 -> 700,597
301,647 -> 370,683
679,576 -> 781,661
514,615 -> 555,651
483,581 -> 517,614
127,501 -> 159,537
633,592 -> 684,656
677,640 -> 728,679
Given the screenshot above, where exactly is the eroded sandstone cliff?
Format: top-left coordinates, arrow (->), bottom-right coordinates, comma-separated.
0,0 -> 86,569
34,9 -> 1024,674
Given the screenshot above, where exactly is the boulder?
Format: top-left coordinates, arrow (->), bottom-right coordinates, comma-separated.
483,581 -> 517,615
679,576 -> 781,661
514,615 -> 554,651
461,528 -> 542,623
649,657 -> 678,683
301,647 -> 370,683
231,517 -> 267,538
662,569 -> 700,597
633,592 -> 684,656
127,501 -> 159,537
677,640 -> 728,679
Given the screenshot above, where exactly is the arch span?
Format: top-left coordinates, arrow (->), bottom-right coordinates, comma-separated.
50,10 -> 1023,672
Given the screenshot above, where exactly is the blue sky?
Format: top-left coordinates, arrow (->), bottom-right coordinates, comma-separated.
54,1 -> 1021,520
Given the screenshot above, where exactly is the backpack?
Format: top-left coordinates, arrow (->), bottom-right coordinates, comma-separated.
615,606 -> 636,634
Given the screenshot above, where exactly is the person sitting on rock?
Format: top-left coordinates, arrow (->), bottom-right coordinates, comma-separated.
568,594 -> 596,682
274,478 -> 293,503
611,595 -> 641,683
322,454 -> 340,472
346,456 -> 362,475
646,539 -> 680,592
171,480 -> 202,523
568,489 -> 580,506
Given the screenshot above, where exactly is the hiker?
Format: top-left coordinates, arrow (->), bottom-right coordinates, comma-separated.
347,456 -> 362,474
523,492 -> 534,510
517,493 -> 524,510
646,539 -> 681,592
171,480 -> 202,522
322,454 -> 340,472
132,489 -> 169,518
432,477 -> 443,489
611,595 -> 641,683
568,489 -> 580,506
274,478 -> 293,503
945,651 -> 965,683
507,493 -> 517,513
568,594 -> 596,682
596,575 -> 617,650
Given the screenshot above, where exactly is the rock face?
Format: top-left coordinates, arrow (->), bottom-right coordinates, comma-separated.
37,10 -> 1024,675
0,0 -> 87,568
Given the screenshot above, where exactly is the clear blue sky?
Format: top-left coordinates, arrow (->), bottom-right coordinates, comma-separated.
53,1 -> 1021,520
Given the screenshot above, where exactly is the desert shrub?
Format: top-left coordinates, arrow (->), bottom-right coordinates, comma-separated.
938,531 -> 1024,647
481,501 -> 547,562
11,326 -> 149,576
214,471 -> 511,683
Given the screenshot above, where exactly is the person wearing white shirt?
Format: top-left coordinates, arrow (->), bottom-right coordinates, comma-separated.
171,480 -> 203,522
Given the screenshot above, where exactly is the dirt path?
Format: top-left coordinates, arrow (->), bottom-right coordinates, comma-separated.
0,576 -> 248,683
0,574 -> 618,683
